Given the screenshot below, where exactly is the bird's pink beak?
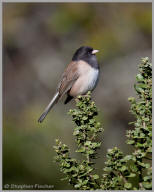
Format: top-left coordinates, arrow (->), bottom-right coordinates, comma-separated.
92,50 -> 99,54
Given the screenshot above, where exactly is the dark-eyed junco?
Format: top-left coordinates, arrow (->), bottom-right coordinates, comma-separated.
38,46 -> 100,123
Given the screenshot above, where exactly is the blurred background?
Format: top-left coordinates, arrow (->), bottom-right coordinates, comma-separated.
3,3 -> 152,190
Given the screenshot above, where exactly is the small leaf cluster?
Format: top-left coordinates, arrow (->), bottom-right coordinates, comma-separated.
69,93 -> 103,159
126,57 -> 152,189
101,57 -> 152,190
127,57 -> 152,152
101,148 -> 140,190
54,92 -> 103,190
101,147 -> 126,190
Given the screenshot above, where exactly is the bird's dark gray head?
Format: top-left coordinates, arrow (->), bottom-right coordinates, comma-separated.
72,46 -> 99,69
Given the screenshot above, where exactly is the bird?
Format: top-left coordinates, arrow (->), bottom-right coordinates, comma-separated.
38,46 -> 100,123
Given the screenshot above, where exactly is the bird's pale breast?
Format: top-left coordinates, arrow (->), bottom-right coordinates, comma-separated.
69,61 -> 99,96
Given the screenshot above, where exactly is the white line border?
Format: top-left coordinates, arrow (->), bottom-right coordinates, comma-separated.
1,0 -> 153,3
0,1 -> 152,192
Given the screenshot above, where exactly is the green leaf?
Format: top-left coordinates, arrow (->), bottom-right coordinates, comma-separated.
85,141 -> 91,146
128,97 -> 135,102
123,155 -> 135,161
92,174 -> 99,180
130,164 -> 138,172
83,116 -> 88,120
127,140 -> 135,145
124,182 -> 132,189
142,182 -> 152,189
143,176 -> 151,181
74,183 -> 81,188
82,180 -> 88,185
76,147 -> 85,153
126,173 -> 136,178
136,74 -> 144,81
135,85 -> 144,93
104,167 -> 112,172
120,165 -> 127,172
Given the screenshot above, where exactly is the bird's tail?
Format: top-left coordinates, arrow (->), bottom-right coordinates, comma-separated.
38,92 -> 60,123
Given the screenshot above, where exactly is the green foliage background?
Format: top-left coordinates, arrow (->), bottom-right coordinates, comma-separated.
3,3 -> 152,190
54,58 -> 152,190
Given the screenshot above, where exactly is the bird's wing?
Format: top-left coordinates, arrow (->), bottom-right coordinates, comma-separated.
57,61 -> 79,97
